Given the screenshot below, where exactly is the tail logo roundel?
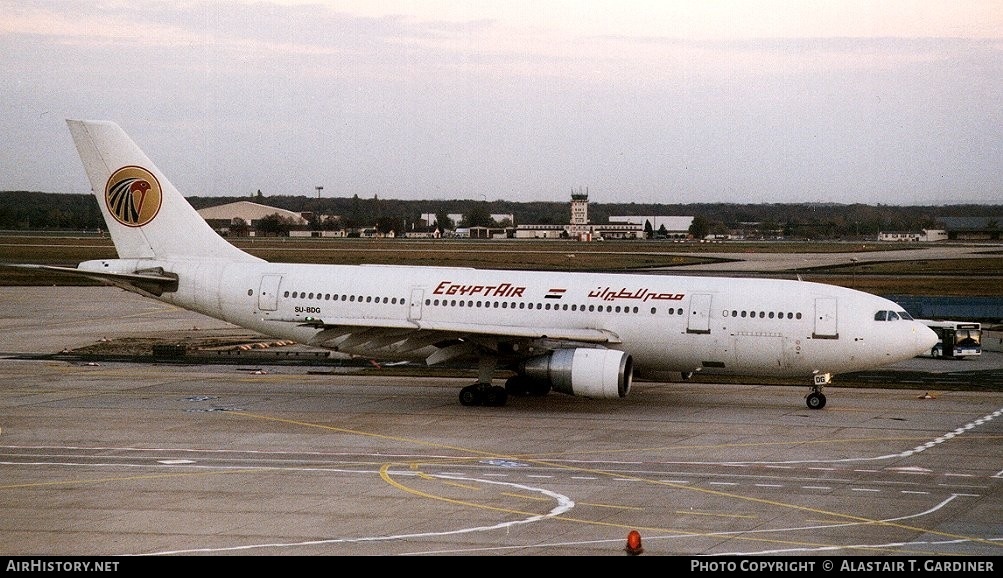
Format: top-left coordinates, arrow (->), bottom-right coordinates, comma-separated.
105,166 -> 163,227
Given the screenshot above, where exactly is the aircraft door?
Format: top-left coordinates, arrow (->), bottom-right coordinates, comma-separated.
408,288 -> 424,321
258,275 -> 282,311
686,293 -> 712,334
813,297 -> 838,339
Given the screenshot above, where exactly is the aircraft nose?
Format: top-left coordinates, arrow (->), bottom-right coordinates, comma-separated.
915,323 -> 939,354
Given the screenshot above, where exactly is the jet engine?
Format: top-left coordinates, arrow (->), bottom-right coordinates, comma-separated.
518,348 -> 632,399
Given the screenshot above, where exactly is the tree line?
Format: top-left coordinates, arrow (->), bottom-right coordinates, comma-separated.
2,190 -> 1001,240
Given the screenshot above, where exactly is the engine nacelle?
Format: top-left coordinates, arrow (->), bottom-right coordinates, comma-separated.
519,348 -> 632,399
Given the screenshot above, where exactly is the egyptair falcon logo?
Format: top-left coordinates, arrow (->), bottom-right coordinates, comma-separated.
105,166 -> 162,227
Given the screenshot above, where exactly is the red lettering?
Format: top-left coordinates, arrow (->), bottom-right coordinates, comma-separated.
433,281 -> 527,299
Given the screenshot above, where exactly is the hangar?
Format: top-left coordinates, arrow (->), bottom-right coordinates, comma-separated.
197,201 -> 308,235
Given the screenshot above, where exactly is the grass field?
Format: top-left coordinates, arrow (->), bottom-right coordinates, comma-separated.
2,234 -> 1002,296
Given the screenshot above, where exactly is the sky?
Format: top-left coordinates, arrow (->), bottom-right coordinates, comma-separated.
2,0 -> 1001,205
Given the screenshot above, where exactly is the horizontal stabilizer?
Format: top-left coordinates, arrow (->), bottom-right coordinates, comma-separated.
3,264 -> 179,297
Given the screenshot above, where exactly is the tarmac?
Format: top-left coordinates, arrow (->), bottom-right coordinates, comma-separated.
0,286 -> 1000,557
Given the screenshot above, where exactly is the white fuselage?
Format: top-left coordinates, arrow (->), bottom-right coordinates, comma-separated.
87,258 -> 937,378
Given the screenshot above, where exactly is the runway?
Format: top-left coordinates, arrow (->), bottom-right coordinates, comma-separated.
0,287 -> 1001,556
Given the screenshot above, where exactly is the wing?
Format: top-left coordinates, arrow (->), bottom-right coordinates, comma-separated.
289,316 -> 622,366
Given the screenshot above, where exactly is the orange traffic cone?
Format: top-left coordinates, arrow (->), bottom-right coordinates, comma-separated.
624,530 -> 643,555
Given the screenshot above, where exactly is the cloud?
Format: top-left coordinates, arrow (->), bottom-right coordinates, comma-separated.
1,1 -> 1000,204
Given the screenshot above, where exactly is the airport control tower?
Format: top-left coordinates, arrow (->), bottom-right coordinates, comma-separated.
569,188 -> 589,237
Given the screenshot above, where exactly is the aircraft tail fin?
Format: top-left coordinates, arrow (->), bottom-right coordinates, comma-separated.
66,120 -> 262,263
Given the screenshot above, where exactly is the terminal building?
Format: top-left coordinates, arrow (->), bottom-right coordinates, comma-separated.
195,193 -> 696,241
514,191 -> 693,240
608,216 -> 694,239
877,229 -> 948,242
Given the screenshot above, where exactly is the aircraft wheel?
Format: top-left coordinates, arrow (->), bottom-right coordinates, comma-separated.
459,385 -> 483,406
505,376 -> 531,396
484,386 -> 508,407
806,392 -> 827,410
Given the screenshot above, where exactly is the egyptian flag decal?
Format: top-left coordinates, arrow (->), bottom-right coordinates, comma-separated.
545,288 -> 566,299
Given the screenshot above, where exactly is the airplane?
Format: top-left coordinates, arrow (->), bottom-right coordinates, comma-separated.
10,120 -> 939,410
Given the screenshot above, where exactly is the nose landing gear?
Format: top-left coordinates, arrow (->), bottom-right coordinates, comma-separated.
806,372 -> 830,410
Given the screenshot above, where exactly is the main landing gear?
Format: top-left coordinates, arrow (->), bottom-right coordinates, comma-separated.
806,372 -> 830,410
459,375 -> 553,406
459,383 -> 509,407
459,355 -> 509,407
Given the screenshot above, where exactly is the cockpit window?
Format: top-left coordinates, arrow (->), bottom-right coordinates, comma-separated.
875,309 -> 915,321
